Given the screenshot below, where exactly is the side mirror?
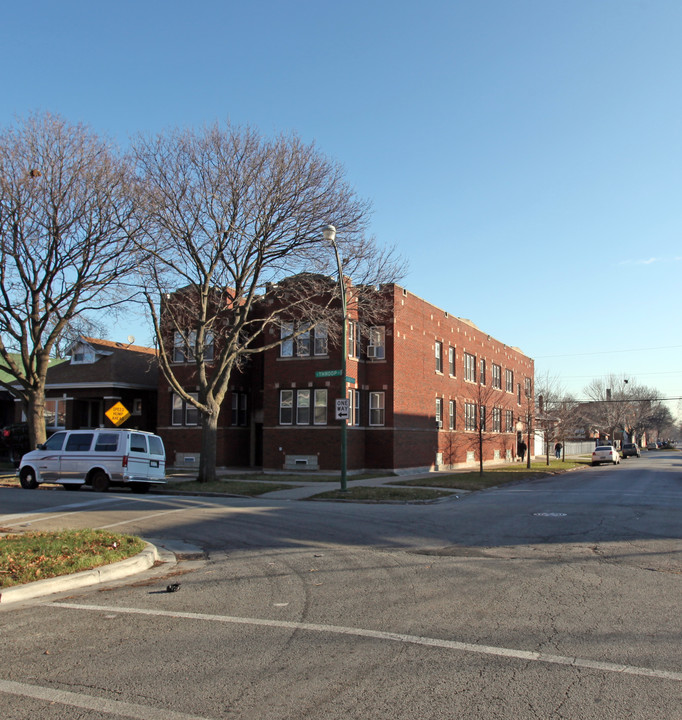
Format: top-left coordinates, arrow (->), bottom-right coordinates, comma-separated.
37,443 -> 46,450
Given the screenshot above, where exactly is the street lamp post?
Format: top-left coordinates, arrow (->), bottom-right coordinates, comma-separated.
323,224 -> 348,492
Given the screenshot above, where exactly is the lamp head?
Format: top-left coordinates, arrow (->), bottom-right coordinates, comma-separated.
323,224 -> 336,243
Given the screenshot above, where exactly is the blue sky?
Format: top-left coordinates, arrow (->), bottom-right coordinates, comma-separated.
2,1 -> 681,411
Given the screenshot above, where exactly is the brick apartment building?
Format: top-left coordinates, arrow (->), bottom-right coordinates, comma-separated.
159,281 -> 534,472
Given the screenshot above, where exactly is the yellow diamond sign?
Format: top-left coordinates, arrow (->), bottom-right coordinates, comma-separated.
106,401 -> 131,427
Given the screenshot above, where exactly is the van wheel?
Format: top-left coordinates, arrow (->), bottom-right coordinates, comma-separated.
19,467 -> 38,489
131,483 -> 150,494
91,471 -> 110,493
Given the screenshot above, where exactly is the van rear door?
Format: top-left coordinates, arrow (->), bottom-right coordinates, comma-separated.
127,433 -> 149,481
147,434 -> 166,480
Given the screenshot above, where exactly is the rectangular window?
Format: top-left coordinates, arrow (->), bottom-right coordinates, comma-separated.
171,393 -> 184,426
448,346 -> 456,376
173,332 -> 186,363
349,389 -> 360,426
368,326 -> 385,360
203,331 -> 214,362
436,397 -> 443,426
492,364 -> 502,389
185,330 -> 197,361
492,407 -> 502,432
130,433 -> 148,453
435,341 -> 443,373
296,323 -> 311,357
149,436 -> 164,457
525,377 -> 532,398
480,405 -> 487,431
44,399 -> 66,428
95,433 -> 119,452
506,369 -> 514,393
517,383 -> 522,405
449,400 -> 455,430
239,394 -> 247,426
480,358 -> 486,385
65,433 -> 94,452
280,322 -> 294,357
348,321 -> 359,358
185,393 -> 199,426
280,390 -> 293,424
465,402 -> 477,431
231,393 -> 239,425
296,389 -> 310,424
464,353 -> 476,382
505,409 -> 514,433
314,389 -> 327,425
231,393 -> 248,426
369,392 -> 385,426
314,323 -> 328,356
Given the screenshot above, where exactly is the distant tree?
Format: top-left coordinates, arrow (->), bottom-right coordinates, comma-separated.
583,375 -> 629,443
133,121 -> 405,483
648,403 -> 675,440
536,373 -> 579,464
619,383 -> 659,446
0,113 -> 142,449
582,375 -> 670,446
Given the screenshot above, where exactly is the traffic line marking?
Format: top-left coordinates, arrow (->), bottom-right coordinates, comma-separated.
0,678 -> 212,720
49,602 -> 682,683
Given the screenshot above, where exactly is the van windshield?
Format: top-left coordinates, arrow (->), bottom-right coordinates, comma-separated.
44,432 -> 67,451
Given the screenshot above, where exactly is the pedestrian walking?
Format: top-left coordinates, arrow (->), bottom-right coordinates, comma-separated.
518,440 -> 527,462
554,442 -> 562,459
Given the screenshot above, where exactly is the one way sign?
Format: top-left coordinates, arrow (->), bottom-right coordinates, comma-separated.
335,398 -> 350,420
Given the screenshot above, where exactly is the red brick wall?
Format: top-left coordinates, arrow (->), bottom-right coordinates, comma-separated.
158,282 -> 534,471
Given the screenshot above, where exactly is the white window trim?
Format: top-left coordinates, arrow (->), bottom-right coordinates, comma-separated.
368,326 -> 385,360
279,389 -> 294,424
314,388 -> 328,425
369,391 -> 385,426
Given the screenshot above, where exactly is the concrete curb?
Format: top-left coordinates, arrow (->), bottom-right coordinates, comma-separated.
0,542 -> 159,606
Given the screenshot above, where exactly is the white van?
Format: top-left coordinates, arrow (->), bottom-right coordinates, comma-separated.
18,428 -> 166,493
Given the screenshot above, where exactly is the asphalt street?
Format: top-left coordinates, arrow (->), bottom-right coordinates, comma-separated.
1,452 -> 680,719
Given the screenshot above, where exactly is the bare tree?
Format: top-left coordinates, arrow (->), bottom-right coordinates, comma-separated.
133,121 -> 404,482
460,379 -> 510,475
581,375 -> 670,446
536,372 -> 579,464
583,374 -> 629,443
50,316 -> 110,359
0,113 -> 142,448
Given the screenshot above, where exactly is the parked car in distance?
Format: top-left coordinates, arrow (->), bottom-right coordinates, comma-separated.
621,443 -> 640,458
646,442 -> 657,450
592,445 -> 621,466
18,428 -> 166,493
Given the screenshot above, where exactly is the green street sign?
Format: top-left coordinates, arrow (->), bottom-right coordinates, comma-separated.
315,369 -> 343,377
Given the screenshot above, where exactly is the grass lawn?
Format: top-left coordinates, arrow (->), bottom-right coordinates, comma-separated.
394,459 -> 587,492
308,486 -> 453,502
170,479 -> 298,495
0,529 -> 145,588
167,470 -> 393,484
